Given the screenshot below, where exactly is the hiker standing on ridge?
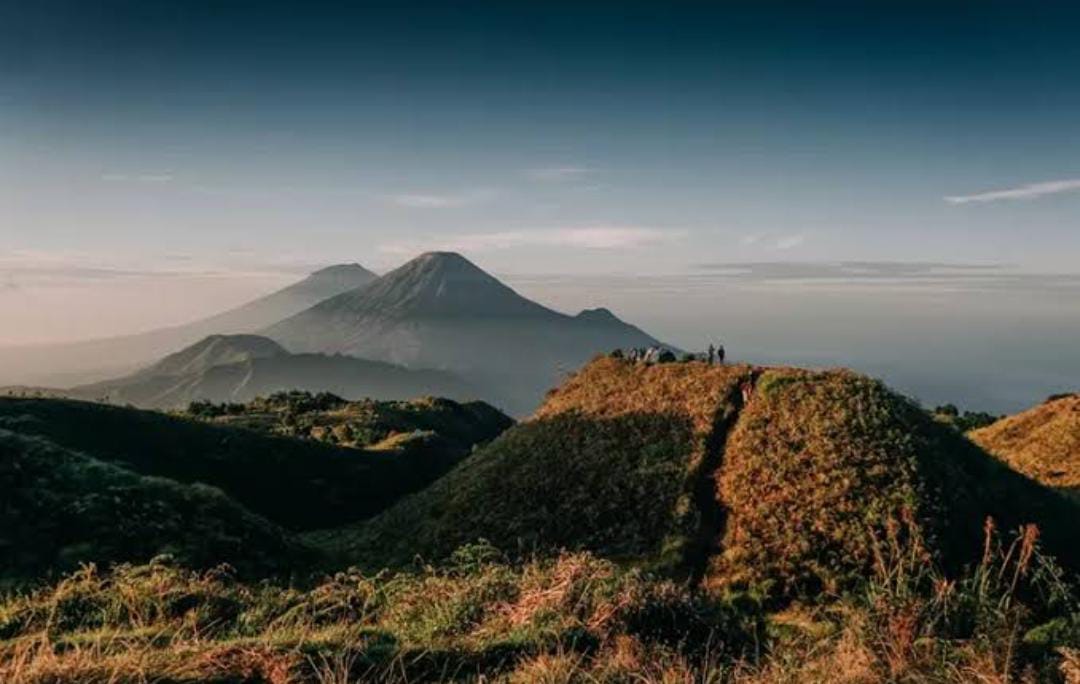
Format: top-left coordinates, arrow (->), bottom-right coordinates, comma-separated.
707,344 -> 716,364
717,344 -> 726,365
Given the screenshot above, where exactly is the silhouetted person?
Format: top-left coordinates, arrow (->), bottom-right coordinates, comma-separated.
707,343 -> 716,364
717,344 -> 726,365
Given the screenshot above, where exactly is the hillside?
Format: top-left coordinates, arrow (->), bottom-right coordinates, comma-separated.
318,358 -> 1080,598
0,396 -> 509,530
317,357 -> 750,570
709,369 -> 1078,596
64,334 -> 478,409
0,428 -> 300,581
264,252 -> 665,414
970,392 -> 1080,495
0,263 -> 376,387
3,361 -> 1079,682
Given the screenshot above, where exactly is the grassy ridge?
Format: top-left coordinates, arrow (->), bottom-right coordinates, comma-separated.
970,393 -> 1080,495
711,369 -> 1080,598
318,358 -> 750,570
0,429 -> 301,582
319,359 -> 1078,600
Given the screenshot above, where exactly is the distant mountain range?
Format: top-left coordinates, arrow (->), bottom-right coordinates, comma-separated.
1,252 -> 668,413
264,252 -> 663,413
60,334 -> 475,409
0,264 -> 376,386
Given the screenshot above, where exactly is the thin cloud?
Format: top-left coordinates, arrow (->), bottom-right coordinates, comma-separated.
0,249 -> 326,288
696,261 -> 1005,280
775,234 -> 805,250
385,189 -> 495,209
380,226 -> 678,255
101,172 -> 174,183
945,178 -> 1080,204
525,166 -> 593,182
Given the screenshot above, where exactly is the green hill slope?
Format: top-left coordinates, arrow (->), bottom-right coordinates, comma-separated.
317,357 -> 750,570
317,358 -> 1080,599
0,397 -> 508,531
0,429 -> 299,581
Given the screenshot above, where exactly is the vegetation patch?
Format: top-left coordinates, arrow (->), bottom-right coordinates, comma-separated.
186,391 -> 512,454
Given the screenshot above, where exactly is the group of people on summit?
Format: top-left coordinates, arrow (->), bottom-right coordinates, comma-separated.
620,343 -> 726,365
617,341 -> 760,406
615,342 -> 757,405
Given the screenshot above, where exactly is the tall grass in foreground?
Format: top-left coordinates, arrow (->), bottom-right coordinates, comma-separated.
2,522 -> 1077,683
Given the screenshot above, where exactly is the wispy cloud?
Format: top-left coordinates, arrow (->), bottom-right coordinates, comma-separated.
101,172 -> 174,183
696,261 -> 1005,280
380,226 -> 678,255
524,166 -> 593,182
0,249 -> 326,289
774,234 -> 806,250
945,178 -> 1080,204
738,232 -> 806,250
385,189 -> 495,209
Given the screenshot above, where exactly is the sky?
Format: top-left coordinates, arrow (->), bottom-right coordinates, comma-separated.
1,1 -> 1079,409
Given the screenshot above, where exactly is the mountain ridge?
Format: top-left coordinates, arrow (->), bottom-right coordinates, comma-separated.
63,334 -> 477,409
0,263 -> 377,386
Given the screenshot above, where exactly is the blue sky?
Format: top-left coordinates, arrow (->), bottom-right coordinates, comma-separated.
2,1 -> 1080,345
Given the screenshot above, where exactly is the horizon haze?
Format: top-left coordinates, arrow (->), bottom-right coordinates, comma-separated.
3,1 -> 1080,413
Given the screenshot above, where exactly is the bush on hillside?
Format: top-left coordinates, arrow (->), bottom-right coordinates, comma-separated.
932,403 -> 1000,432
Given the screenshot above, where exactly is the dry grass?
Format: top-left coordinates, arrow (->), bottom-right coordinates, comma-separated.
970,393 -> 1080,493
2,524 -> 1078,683
0,549 -> 761,683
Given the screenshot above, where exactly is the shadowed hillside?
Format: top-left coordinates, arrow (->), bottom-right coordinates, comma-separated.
0,429 -> 301,581
970,393 -> 1080,497
0,397 -> 508,530
317,358 -> 1080,600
